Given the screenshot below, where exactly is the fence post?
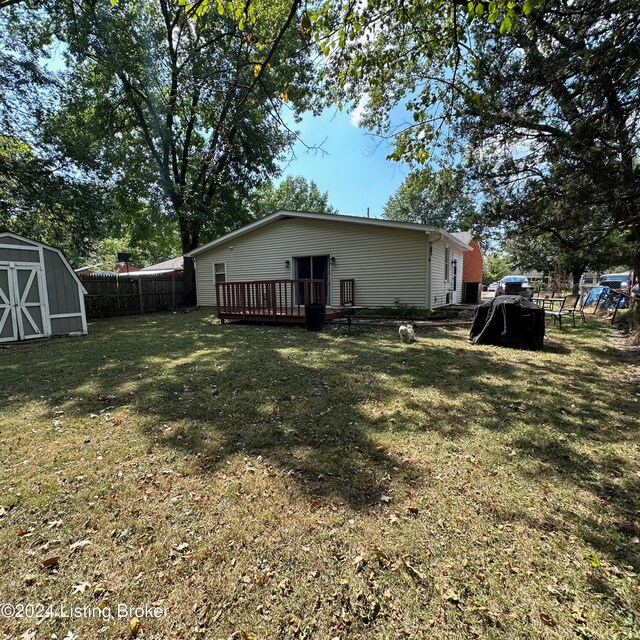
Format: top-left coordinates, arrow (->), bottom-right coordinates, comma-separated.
172,276 -> 176,310
138,278 -> 144,314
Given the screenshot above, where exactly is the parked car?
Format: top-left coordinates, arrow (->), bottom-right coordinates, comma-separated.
599,272 -> 632,293
495,275 -> 530,296
487,281 -> 501,292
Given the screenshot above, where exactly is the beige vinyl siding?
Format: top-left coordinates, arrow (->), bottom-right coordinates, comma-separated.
195,217 -> 429,308
430,241 -> 447,307
452,247 -> 464,304
428,240 -> 464,307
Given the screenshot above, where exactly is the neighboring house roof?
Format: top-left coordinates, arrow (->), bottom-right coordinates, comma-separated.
188,210 -> 473,257
511,269 -> 545,279
115,262 -> 141,273
140,256 -> 184,272
126,268 -> 181,276
452,231 -> 473,245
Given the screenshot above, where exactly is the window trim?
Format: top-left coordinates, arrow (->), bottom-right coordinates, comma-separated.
444,245 -> 450,281
213,262 -> 227,284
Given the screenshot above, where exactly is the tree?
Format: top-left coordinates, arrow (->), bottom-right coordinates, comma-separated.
383,165 -> 476,230
482,253 -> 511,285
250,175 -> 336,218
28,0 -> 317,287
489,177 -> 630,292
325,0 -> 640,271
0,134 -> 107,261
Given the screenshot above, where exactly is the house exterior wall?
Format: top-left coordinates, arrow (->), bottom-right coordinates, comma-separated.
429,240 -> 464,306
462,239 -> 483,282
195,217 -> 432,309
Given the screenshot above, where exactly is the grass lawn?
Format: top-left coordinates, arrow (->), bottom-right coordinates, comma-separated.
0,312 -> 638,640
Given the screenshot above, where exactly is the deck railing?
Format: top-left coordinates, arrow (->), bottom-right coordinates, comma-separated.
215,279 -> 325,320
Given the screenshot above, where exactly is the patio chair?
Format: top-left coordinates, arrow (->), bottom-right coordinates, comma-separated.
546,295 -> 582,328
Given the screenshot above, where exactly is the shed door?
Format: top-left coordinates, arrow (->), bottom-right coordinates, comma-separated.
0,267 -> 18,343
11,266 -> 48,340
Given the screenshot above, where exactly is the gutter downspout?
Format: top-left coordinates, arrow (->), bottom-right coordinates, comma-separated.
426,233 -> 442,312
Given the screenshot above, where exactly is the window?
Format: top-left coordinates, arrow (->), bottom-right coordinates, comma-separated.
444,246 -> 450,281
214,263 -> 227,284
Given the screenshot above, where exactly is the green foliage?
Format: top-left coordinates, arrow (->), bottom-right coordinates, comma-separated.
482,253 -> 511,285
0,134 -> 107,262
383,165 -> 477,231
324,0 -> 640,272
9,0 -> 317,269
250,175 -> 337,218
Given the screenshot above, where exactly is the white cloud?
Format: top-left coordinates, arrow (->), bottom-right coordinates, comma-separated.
350,95 -> 369,126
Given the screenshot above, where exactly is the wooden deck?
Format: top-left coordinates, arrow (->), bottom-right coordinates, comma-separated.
215,279 -> 353,325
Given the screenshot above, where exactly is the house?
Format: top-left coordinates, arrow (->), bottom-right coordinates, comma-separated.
115,261 -> 141,274
129,256 -> 184,277
1,231 -> 88,342
452,232 -> 483,303
187,211 -> 472,322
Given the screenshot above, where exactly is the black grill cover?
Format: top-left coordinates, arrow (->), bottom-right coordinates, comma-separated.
470,295 -> 545,350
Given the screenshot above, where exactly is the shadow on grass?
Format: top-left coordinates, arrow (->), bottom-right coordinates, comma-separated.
0,312 -> 637,558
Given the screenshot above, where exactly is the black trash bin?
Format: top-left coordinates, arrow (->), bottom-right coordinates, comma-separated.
305,303 -> 325,331
464,282 -> 481,303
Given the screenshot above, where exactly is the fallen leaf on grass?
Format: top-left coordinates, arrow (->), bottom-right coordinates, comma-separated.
442,588 -> 462,607
129,617 -> 141,636
402,556 -> 430,586
69,539 -> 92,553
20,631 -> 36,640
72,582 -> 91,594
540,612 -> 557,627
278,577 -> 292,595
41,556 -> 60,569
373,549 -> 391,568
571,603 -> 588,624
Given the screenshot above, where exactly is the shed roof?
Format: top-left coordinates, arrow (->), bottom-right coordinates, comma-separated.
0,231 -> 87,294
188,210 -> 472,257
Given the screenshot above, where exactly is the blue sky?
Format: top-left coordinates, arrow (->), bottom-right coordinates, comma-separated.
278,106 -> 411,218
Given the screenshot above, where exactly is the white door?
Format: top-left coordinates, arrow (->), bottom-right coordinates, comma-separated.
0,266 -> 18,343
0,265 -> 48,341
12,266 -> 47,339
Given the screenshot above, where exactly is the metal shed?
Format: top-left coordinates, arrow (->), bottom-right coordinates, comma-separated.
0,232 -> 87,343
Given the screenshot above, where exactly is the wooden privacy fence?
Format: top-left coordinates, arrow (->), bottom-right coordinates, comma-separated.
81,274 -> 189,318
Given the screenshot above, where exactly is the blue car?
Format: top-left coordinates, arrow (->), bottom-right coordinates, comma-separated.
496,276 -> 530,296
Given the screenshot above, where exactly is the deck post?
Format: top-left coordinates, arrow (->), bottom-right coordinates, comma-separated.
271,282 -> 277,321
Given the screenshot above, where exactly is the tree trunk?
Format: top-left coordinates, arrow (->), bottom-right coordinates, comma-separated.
179,216 -> 200,305
570,264 -> 587,296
